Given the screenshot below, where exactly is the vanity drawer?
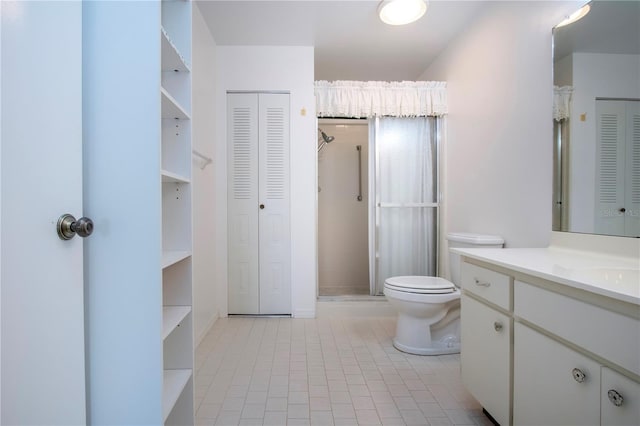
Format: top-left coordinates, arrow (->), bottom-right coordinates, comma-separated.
514,280 -> 640,376
461,262 -> 511,310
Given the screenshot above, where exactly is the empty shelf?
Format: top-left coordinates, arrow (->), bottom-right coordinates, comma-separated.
161,169 -> 190,183
161,87 -> 190,120
162,369 -> 192,421
161,27 -> 191,73
162,251 -> 191,269
162,306 -> 191,340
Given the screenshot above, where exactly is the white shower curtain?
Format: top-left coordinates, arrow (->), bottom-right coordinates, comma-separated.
372,117 -> 438,295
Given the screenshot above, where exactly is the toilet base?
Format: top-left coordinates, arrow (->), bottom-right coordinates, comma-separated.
392,308 -> 460,356
392,338 -> 460,356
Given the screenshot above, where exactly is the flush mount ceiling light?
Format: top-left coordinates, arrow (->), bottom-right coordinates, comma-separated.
378,0 -> 428,26
556,4 -> 590,28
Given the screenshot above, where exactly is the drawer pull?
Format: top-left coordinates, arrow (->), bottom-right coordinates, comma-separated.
494,321 -> 503,332
608,389 -> 624,407
572,368 -> 586,383
474,278 -> 491,287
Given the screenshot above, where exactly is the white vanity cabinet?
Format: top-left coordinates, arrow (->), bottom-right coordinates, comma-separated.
460,263 -> 512,426
514,279 -> 640,426
458,252 -> 640,426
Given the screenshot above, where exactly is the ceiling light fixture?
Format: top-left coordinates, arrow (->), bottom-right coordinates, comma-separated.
556,4 -> 591,28
378,0 -> 428,26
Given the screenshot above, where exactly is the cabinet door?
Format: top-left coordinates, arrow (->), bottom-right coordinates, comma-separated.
601,367 -> 640,425
513,323 -> 600,426
461,294 -> 511,426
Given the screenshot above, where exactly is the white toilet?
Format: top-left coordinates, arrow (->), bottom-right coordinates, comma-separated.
384,232 -> 504,355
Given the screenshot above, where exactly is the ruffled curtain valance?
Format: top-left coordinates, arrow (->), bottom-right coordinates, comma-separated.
314,80 -> 447,118
553,86 -> 573,121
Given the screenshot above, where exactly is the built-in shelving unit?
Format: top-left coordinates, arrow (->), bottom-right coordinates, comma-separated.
161,1 -> 193,424
161,169 -> 191,184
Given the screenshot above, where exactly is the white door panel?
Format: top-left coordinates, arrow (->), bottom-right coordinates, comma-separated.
1,2 -> 86,423
258,94 -> 290,314
228,94 -> 259,314
625,103 -> 640,236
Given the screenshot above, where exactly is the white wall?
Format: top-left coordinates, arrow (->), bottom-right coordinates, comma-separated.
554,54 -> 573,86
192,4 -> 218,344
215,46 -> 316,318
420,1 -> 582,257
566,53 -> 640,233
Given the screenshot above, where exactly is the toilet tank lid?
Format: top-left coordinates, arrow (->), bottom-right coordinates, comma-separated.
446,232 -> 504,245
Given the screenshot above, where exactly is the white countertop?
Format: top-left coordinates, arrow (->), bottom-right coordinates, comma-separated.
451,247 -> 640,305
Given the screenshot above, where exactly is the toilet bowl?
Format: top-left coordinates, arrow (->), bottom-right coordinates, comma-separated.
384,276 -> 461,355
384,232 -> 504,355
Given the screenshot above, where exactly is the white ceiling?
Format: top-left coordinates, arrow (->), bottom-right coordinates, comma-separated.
196,0 -> 488,81
196,1 -> 640,81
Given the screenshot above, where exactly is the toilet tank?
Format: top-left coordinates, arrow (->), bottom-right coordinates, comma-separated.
447,232 -> 504,286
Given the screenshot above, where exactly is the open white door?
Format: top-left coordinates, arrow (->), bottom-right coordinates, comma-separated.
1,2 -> 86,424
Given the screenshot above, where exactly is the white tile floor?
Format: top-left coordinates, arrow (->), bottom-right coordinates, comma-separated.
194,302 -> 494,426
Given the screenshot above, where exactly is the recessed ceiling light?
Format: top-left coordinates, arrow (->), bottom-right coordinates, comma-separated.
556,4 -> 591,28
378,0 -> 428,26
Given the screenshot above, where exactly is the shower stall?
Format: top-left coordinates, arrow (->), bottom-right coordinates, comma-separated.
317,117 -> 440,297
317,120 -> 370,295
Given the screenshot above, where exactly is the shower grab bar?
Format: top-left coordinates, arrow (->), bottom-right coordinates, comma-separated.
356,145 -> 363,202
378,202 -> 439,208
192,149 -> 212,169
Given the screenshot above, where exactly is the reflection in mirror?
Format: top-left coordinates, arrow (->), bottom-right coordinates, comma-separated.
552,0 -> 640,237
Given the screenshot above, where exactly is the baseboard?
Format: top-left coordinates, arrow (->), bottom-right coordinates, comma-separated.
292,309 -> 316,319
195,313 -> 219,348
316,298 -> 395,318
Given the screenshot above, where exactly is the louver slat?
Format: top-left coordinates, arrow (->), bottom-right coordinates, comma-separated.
232,107 -> 252,200
631,114 -> 640,204
266,107 -> 285,200
598,114 -> 619,204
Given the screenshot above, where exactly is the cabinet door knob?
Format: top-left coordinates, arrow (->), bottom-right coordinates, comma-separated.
493,321 -> 503,332
572,368 -> 586,383
619,207 -> 626,213
607,389 -> 624,407
259,204 -> 265,209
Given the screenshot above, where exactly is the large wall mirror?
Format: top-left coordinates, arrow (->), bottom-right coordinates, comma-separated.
552,0 -> 640,238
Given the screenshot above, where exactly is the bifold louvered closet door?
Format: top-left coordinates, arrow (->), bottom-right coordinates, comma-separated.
595,100 -> 640,237
228,93 -> 291,314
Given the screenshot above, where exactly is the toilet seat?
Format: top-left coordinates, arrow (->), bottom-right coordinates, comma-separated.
384,276 -> 456,294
